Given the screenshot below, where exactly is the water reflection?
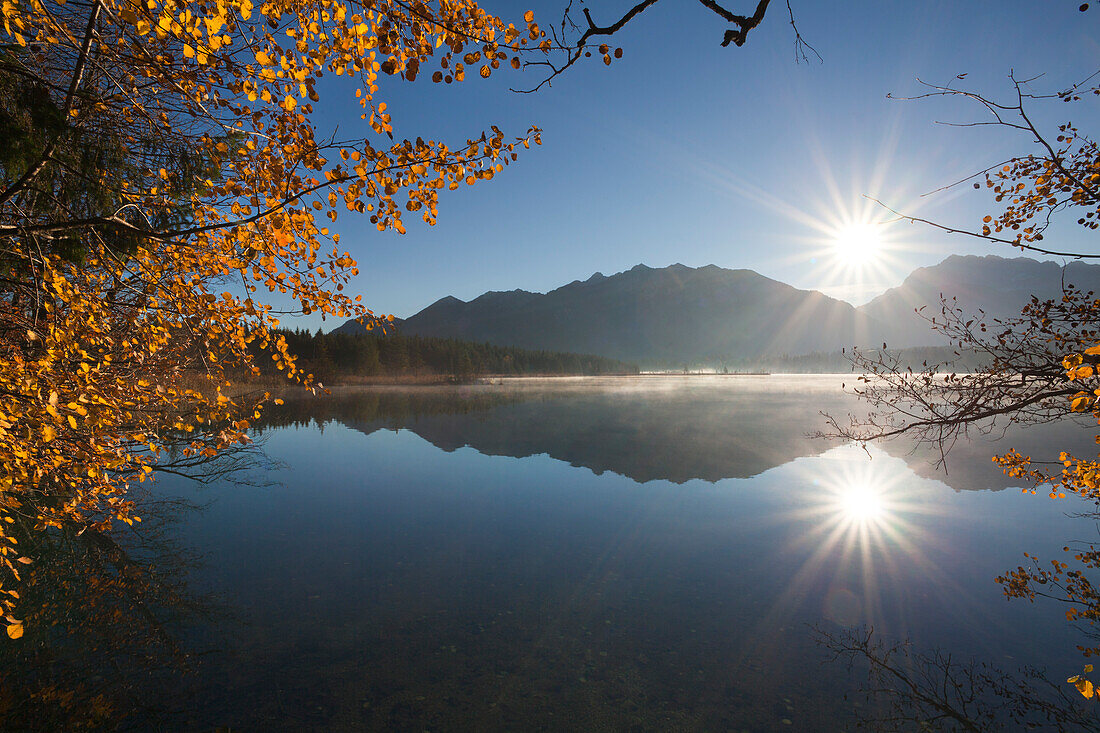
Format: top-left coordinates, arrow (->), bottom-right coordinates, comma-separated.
771,446 -> 959,644
819,451 -> 897,524
214,391 -> 1085,729
837,481 -> 885,521
10,377 -> 1096,730
815,625 -> 1099,731
260,376 -> 1100,491
0,493 -> 218,730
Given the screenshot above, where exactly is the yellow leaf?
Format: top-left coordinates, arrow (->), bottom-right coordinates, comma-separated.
1085,345 -> 1100,356
42,425 -> 57,443
6,623 -> 22,640
255,50 -> 271,65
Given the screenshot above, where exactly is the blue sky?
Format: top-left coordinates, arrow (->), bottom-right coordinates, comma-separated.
302,0 -> 1099,329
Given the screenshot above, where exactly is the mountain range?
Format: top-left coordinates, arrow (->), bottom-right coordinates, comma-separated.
336,255 -> 1100,365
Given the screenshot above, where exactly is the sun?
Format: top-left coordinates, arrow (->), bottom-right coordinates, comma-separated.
833,223 -> 882,267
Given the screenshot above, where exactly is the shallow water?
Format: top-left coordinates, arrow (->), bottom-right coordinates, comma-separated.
8,376 -> 1100,730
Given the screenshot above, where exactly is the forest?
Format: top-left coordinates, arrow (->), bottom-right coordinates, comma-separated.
253,328 -> 639,381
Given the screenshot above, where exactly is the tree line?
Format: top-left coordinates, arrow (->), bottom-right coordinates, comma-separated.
252,328 -> 638,381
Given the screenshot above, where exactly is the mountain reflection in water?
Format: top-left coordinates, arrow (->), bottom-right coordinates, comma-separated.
260,375 -> 1098,491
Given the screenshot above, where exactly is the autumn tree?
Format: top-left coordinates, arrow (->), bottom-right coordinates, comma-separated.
826,71 -> 1100,680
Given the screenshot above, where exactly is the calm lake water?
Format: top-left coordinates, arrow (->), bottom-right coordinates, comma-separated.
8,376 -> 1100,730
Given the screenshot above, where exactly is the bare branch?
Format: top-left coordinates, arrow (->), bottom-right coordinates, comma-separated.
516,0 -> 799,92
866,196 -> 1100,259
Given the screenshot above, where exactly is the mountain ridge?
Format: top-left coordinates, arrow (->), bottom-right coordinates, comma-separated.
858,254 -> 1100,347
335,255 -> 1100,364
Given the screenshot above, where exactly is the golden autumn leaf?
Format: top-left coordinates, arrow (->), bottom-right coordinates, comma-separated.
6,623 -> 23,640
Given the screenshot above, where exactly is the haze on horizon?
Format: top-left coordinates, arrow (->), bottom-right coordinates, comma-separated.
293,1 -> 1099,327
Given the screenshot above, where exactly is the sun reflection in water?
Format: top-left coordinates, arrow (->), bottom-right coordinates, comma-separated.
837,481 -> 885,523
799,446 -> 912,548
758,445 -> 959,638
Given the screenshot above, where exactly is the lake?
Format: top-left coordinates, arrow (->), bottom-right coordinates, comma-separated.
7,376 -> 1100,730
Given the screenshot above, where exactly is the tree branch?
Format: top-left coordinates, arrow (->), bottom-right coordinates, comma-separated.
866,196 -> 1100,259
0,0 -> 102,208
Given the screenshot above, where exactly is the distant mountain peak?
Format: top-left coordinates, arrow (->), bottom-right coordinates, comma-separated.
429,294 -> 464,306
472,288 -> 534,299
